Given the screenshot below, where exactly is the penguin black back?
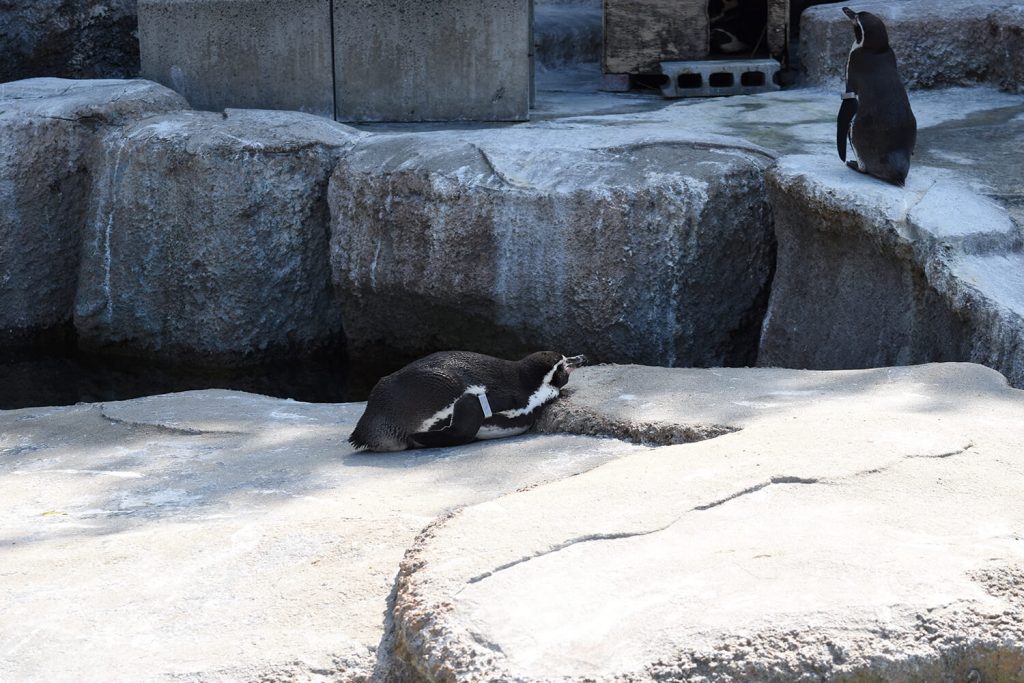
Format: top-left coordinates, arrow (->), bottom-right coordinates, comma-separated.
837,7 -> 917,186
349,350 -> 585,452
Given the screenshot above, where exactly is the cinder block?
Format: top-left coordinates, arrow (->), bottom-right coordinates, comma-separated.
138,0 -> 334,117
660,59 -> 780,98
333,0 -> 531,122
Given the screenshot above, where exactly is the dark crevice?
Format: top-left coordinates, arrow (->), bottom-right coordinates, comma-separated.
535,402 -> 737,446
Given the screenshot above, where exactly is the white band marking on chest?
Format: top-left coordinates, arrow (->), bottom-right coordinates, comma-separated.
477,392 -> 493,418
498,360 -> 564,419
842,91 -> 857,100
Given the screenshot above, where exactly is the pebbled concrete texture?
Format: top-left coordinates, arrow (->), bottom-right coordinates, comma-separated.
379,362 -> 1024,681
333,0 -> 531,122
0,78 -> 188,349
800,0 -> 1024,92
138,0 -> 335,118
73,108 -> 359,365
0,388 -> 646,681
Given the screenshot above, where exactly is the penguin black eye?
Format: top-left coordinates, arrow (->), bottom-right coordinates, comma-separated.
853,24 -> 863,43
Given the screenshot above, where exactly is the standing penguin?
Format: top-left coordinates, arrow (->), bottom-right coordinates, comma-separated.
837,7 -> 917,186
349,350 -> 587,452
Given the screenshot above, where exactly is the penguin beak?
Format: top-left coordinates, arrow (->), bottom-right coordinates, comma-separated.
842,7 -> 858,21
564,355 -> 588,372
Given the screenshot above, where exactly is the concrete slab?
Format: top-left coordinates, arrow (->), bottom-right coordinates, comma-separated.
0,389 -> 646,681
138,0 -> 335,117
379,362 -> 1024,681
333,0 -> 531,122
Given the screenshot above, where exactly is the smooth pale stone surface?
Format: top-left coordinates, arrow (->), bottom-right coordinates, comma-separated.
0,388 -> 646,681
379,362 -> 1024,681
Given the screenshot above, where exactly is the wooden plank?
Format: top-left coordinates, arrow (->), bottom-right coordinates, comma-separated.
603,0 -> 708,74
767,0 -> 789,64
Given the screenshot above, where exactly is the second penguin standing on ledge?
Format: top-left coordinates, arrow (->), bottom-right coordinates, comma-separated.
837,6 -> 917,186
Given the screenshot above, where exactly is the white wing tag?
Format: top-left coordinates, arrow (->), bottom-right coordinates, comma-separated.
477,392 -> 493,418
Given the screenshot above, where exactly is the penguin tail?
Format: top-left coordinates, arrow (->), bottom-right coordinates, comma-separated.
348,429 -> 370,451
884,149 -> 911,187
348,415 -> 410,453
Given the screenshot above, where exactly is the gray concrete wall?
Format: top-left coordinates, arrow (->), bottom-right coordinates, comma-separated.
333,0 -> 531,122
138,0 -> 334,117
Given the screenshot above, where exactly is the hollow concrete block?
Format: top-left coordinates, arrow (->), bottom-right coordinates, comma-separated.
332,0 -> 531,122
138,0 -> 335,117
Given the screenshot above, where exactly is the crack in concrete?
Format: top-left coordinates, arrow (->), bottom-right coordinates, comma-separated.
469,143 -> 535,190
459,446 -> 976,589
693,475 -> 820,511
464,526 -> 677,586
98,409 -> 244,436
463,476 -> 819,586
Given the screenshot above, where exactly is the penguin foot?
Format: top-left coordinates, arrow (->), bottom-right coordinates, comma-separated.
846,160 -> 862,172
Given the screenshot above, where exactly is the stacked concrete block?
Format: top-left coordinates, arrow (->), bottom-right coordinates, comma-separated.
138,0 -> 335,118
137,0 -> 532,122
333,0 -> 532,122
660,59 -> 780,98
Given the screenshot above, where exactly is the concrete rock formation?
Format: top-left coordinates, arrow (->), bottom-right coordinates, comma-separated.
0,0 -> 140,82
0,78 -> 187,349
378,362 -> 1024,681
329,128 -> 775,367
800,0 -> 1024,92
760,155 -> 1024,388
74,109 -> 359,364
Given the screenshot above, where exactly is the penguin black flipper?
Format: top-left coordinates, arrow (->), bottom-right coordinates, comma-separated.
837,95 -> 858,162
409,393 -> 485,449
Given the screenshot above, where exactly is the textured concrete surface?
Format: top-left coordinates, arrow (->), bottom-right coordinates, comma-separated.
0,387 -> 645,681
0,78 -> 187,349
379,362 -> 1024,681
800,0 -> 1024,92
333,0 -> 531,122
138,0 -> 334,117
760,154 -> 1024,388
74,109 -> 358,364
329,125 -> 774,367
0,0 -> 140,82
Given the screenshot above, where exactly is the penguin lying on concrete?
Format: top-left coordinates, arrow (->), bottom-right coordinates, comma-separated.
837,6 -> 917,186
349,351 -> 587,452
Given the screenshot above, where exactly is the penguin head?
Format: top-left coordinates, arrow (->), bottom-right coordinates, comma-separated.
520,351 -> 588,390
843,7 -> 890,52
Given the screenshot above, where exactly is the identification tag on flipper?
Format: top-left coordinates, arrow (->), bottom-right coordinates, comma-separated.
477,393 -> 493,419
